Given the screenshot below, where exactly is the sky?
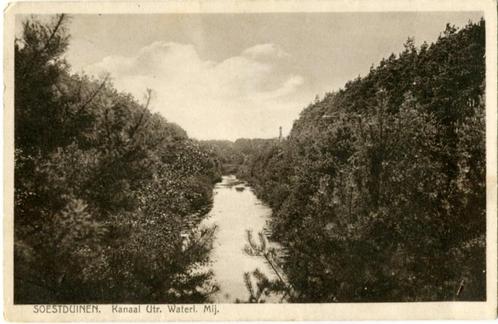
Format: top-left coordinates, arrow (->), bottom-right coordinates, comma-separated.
19,12 -> 483,140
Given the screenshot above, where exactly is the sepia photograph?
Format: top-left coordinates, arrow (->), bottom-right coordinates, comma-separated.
3,0 -> 497,321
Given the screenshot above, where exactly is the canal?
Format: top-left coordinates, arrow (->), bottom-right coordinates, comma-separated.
202,175 -> 280,303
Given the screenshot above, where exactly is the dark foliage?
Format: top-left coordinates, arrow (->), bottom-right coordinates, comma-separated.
14,15 -> 222,303
201,138 -> 277,175
237,20 -> 486,302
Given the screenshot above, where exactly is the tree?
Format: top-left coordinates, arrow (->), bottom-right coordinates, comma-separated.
236,19 -> 486,302
14,15 -> 221,303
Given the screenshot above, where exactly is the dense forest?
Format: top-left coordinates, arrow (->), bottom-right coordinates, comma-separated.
217,20 -> 486,302
14,15 -> 222,303
202,139 -> 277,175
14,14 -> 486,304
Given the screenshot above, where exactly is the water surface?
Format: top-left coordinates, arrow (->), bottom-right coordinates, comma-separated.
203,175 -> 278,303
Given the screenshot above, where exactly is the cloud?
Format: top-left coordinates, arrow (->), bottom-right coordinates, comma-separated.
242,43 -> 290,59
83,42 -> 307,140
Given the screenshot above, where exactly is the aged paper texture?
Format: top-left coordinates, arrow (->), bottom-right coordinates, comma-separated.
4,0 -> 497,321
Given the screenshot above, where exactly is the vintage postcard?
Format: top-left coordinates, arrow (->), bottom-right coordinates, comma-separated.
3,0 -> 497,321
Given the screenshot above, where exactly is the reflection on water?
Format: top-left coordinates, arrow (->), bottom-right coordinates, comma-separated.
202,175 -> 278,303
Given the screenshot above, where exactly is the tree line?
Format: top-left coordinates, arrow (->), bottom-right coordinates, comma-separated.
14,14 -> 222,303
201,138 -> 277,175
219,19 -> 486,302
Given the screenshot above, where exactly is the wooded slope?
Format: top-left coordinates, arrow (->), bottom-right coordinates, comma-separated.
14,15 -> 221,303
240,20 -> 486,302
